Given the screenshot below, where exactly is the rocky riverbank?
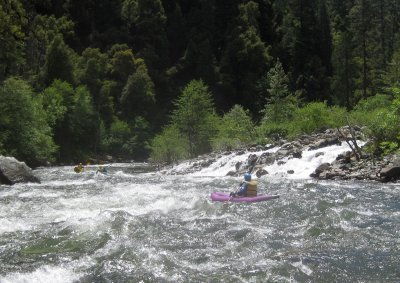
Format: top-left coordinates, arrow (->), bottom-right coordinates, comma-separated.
160,127 -> 400,183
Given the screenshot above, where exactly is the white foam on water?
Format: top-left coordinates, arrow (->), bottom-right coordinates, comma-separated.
264,143 -> 358,179
164,142 -> 362,179
292,260 -> 313,276
190,149 -> 271,177
0,265 -> 82,283
0,218 -> 33,233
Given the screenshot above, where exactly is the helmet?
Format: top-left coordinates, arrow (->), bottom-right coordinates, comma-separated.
244,173 -> 251,181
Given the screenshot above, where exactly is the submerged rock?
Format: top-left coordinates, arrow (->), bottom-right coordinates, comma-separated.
0,156 -> 40,185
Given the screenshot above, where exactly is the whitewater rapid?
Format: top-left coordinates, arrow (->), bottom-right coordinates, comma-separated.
172,142 -> 357,179
0,143 -> 398,282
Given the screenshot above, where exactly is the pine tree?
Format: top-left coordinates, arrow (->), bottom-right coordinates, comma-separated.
121,0 -> 169,72
43,35 -> 75,86
220,1 -> 272,115
260,59 -> 296,123
171,80 -> 218,157
0,0 -> 27,80
120,60 -> 156,122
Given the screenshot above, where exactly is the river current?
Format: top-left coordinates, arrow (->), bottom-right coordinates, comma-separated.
0,145 -> 399,282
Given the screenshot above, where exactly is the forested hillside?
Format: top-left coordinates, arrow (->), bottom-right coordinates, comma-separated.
1,0 -> 400,166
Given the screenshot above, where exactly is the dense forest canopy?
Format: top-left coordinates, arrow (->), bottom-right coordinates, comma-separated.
1,0 -> 400,166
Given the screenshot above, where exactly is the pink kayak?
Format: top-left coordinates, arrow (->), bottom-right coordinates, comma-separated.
210,192 -> 280,203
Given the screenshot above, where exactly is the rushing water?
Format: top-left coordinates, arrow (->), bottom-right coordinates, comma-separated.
0,145 -> 399,282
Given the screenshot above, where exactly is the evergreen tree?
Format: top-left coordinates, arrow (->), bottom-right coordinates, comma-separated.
177,1 -> 218,88
120,59 -> 156,122
281,0 -> 331,102
171,80 -> 218,157
164,1 -> 186,62
40,81 -> 68,128
384,47 -> 400,87
43,35 -> 75,86
24,15 -> 75,85
77,48 -> 108,109
220,1 -> 272,115
349,0 -> 373,100
98,80 -> 118,129
121,0 -> 169,72
64,0 -> 97,49
318,0 -> 333,76
331,30 -> 357,108
108,44 -> 136,83
260,59 -> 295,123
50,81 -> 99,162
0,0 -> 27,80
212,104 -> 256,151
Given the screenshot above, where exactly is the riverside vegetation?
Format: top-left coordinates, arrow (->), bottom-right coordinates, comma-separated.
1,0 -> 400,168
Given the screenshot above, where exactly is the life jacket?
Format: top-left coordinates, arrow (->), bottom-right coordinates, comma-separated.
74,165 -> 83,173
245,181 -> 257,197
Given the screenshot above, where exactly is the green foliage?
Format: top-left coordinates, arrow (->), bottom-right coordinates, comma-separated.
51,82 -> 99,162
0,77 -> 57,165
102,119 -> 133,157
39,82 -> 68,128
364,108 -> 399,145
258,61 -> 299,141
259,60 -> 297,123
25,15 -> 75,82
98,80 -> 118,129
357,93 -> 393,111
77,48 -> 108,106
330,30 -> 357,109
280,0 -> 331,102
350,93 -> 392,125
0,0 -> 27,80
351,88 -> 400,153
2,0 -> 400,163
212,105 -> 256,151
379,141 -> 399,156
171,80 -> 218,157
121,0 -> 169,69
70,86 -> 99,146
149,125 -> 189,164
219,1 -> 272,114
288,102 -> 347,137
129,116 -> 152,160
108,44 -> 136,82
384,47 -> 400,87
43,35 -> 75,86
257,121 -> 290,142
120,60 -> 156,121
102,117 -> 152,160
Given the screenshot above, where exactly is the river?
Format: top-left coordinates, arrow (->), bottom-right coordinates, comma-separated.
0,144 -> 399,282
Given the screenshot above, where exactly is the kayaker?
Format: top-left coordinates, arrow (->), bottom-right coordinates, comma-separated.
96,166 -> 107,174
74,163 -> 84,173
230,173 -> 257,197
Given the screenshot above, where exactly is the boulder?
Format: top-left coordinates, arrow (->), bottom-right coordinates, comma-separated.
308,137 -> 341,150
235,161 -> 242,172
310,162 -> 331,178
255,168 -> 268,178
378,165 -> 400,182
226,170 -> 236,176
0,156 -> 40,185
247,154 -> 258,166
292,150 -> 302,159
